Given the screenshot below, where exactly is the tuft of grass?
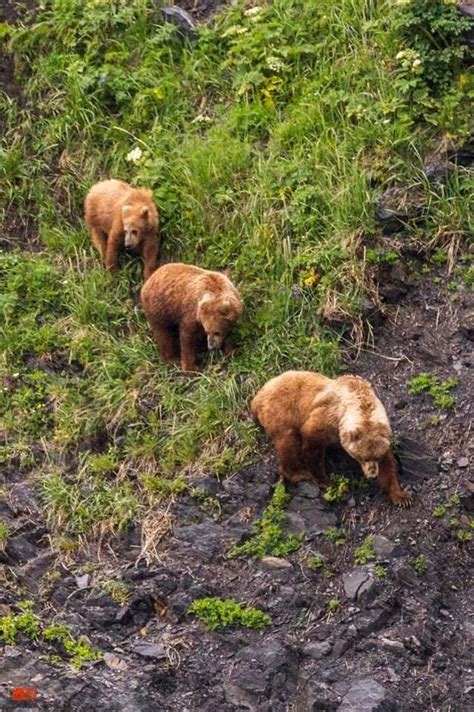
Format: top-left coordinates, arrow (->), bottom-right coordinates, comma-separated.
229,481 -> 302,558
354,535 -> 375,565
306,555 -> 324,570
408,372 -> 458,410
0,521 -> 9,550
411,555 -> 427,575
188,597 -> 271,631
100,579 -> 130,605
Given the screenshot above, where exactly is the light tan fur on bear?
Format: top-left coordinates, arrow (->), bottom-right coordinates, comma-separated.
140,263 -> 243,372
251,370 -> 412,507
84,179 -> 159,280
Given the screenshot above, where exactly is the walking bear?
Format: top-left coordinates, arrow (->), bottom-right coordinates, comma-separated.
251,371 -> 412,507
84,179 -> 159,280
141,263 -> 243,372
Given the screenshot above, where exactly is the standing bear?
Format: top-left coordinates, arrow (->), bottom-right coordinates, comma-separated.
141,263 -> 243,372
84,179 -> 159,281
251,371 -> 412,507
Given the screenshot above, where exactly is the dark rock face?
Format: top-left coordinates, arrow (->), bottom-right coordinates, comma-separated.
287,483 -> 337,536
224,639 -> 297,711
338,678 -> 393,711
160,5 -> 197,40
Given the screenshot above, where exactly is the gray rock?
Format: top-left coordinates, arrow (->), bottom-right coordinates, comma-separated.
224,638 -> 296,710
343,568 -> 376,601
174,520 -> 225,561
378,637 -> 405,655
372,535 -> 401,559
396,436 -> 438,483
460,481 -> 474,512
302,639 -> 332,659
288,489 -> 337,537
75,573 -> 91,589
103,652 -> 128,671
132,641 -> 167,659
460,311 -> 474,341
393,562 -> 418,588
338,678 -> 391,711
261,556 -> 293,571
375,183 -> 425,235
160,6 -> 197,40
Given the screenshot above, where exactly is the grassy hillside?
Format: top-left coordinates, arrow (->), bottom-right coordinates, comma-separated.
1,0 -> 472,549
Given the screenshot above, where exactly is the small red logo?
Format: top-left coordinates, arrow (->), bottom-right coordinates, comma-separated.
11,687 -> 38,701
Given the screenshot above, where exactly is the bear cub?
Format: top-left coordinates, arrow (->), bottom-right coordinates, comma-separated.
84,179 -> 159,281
140,263 -> 243,372
251,370 -> 412,507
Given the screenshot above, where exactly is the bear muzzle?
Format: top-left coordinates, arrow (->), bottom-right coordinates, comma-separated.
207,335 -> 224,350
361,460 -> 379,479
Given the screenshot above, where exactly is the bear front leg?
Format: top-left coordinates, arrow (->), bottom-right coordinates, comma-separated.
90,228 -> 107,260
142,239 -> 159,282
179,323 -> 200,373
274,430 -> 312,484
376,449 -> 413,508
104,228 -> 122,275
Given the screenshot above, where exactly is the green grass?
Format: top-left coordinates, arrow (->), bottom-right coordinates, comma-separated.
188,597 -> 271,630
0,0 -> 472,546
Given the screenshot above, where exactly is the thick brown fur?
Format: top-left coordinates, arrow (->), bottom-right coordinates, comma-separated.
251,371 -> 412,507
140,263 -> 243,372
84,179 -> 159,280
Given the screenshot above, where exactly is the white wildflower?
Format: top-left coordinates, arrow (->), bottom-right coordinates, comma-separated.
244,6 -> 262,17
412,58 -> 421,68
126,146 -> 142,163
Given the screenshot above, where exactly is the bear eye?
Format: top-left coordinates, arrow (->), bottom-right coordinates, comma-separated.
130,229 -> 138,237
213,331 -> 221,337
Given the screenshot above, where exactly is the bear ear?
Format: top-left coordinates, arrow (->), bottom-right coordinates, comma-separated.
198,293 -> 213,315
141,206 -> 149,220
122,204 -> 131,216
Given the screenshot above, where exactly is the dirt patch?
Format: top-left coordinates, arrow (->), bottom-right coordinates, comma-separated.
1,260 -> 473,710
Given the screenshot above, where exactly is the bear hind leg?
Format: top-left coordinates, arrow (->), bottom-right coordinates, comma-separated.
274,430 -> 312,484
302,438 -> 330,490
151,324 -> 180,366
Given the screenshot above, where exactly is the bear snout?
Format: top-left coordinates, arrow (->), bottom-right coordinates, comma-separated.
361,461 -> 379,479
207,334 -> 224,350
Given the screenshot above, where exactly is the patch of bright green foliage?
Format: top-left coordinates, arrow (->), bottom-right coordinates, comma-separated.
0,0 -> 471,545
354,536 -> 375,565
0,521 -> 8,549
188,597 -> 271,630
325,527 -> 347,547
229,482 -> 302,558
0,604 -> 101,668
323,474 -> 350,502
411,555 -> 427,575
408,373 -> 458,410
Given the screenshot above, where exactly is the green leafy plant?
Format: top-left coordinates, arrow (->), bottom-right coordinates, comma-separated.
324,527 -> 347,547
411,555 -> 427,574
188,597 -> 271,630
306,555 -> 324,570
323,474 -> 350,503
0,521 -> 8,550
0,601 -> 40,644
375,564 -> 387,579
229,482 -> 302,558
354,536 -> 375,565
408,372 -> 458,409
327,598 -> 340,616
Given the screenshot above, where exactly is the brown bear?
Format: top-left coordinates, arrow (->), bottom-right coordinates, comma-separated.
140,263 -> 243,372
251,371 -> 412,507
84,179 -> 159,280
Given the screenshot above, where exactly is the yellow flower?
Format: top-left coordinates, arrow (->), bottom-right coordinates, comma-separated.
303,269 -> 319,287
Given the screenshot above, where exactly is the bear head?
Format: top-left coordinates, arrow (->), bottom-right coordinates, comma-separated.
340,424 -> 391,479
196,293 -> 243,350
122,202 -> 152,249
